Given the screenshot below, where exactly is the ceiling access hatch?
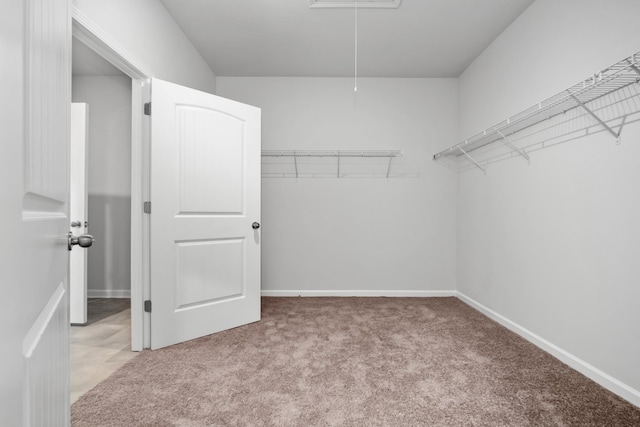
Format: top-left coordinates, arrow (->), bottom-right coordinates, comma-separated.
309,0 -> 402,9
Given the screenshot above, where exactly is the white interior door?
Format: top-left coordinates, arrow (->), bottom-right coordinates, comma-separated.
150,78 -> 261,350
0,0 -> 72,424
70,103 -> 89,325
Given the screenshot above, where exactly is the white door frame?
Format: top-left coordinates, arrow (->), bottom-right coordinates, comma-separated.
72,7 -> 152,350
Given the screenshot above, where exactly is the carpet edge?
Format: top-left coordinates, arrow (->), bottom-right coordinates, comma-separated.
455,291 -> 640,409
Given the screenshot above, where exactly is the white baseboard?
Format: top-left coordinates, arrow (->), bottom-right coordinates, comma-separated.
261,290 -> 456,297
455,291 -> 640,408
87,289 -> 131,299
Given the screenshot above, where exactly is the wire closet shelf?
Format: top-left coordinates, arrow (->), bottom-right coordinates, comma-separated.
261,150 -> 403,179
434,51 -> 640,173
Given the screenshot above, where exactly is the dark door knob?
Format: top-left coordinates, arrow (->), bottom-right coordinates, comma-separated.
252,222 -> 260,230
68,232 -> 95,251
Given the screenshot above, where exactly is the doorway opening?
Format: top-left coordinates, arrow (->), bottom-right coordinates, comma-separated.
70,37 -> 136,403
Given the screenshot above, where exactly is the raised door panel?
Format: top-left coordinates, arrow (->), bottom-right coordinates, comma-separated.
177,106 -> 245,215
23,283 -> 69,425
175,238 -> 245,310
25,0 -> 70,205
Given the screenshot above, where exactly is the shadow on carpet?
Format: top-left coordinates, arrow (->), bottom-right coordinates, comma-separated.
72,297 -> 640,426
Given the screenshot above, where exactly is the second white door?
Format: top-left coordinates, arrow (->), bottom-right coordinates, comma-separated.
70,102 -> 89,325
150,78 -> 262,350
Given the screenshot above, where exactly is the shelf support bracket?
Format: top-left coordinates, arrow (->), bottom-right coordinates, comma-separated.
386,155 -> 393,179
616,115 -> 628,145
496,130 -> 530,164
458,146 -> 486,174
293,151 -> 299,178
627,59 -> 640,77
570,94 -> 622,143
337,153 -> 341,178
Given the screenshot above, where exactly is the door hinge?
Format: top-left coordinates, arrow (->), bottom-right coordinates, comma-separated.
144,201 -> 151,214
144,102 -> 151,116
144,300 -> 152,313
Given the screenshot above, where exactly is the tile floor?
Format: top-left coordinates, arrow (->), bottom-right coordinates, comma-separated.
71,298 -> 138,404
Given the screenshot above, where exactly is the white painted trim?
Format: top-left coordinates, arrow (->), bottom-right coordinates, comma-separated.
456,292 -> 640,408
71,7 -> 152,352
71,7 -> 152,79
262,290 -> 456,297
131,81 -> 147,352
139,81 -> 152,351
129,79 -> 150,352
87,289 -> 131,299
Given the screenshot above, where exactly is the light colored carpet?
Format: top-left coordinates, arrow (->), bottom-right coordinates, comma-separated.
72,297 -> 640,426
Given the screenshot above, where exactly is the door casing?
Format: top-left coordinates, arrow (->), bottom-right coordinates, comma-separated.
72,6 -> 152,350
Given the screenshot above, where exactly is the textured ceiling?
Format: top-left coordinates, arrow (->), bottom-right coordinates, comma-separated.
161,0 -> 534,78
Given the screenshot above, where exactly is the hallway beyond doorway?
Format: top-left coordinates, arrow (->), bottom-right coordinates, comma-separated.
71,298 -> 137,404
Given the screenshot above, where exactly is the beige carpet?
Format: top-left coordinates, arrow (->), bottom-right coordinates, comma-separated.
72,297 -> 640,426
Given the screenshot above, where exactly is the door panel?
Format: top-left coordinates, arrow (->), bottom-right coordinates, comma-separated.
23,283 -> 69,426
150,78 -> 261,350
177,106 -> 245,214
24,0 -> 72,423
24,0 -> 70,204
175,238 -> 244,308
0,0 -> 71,424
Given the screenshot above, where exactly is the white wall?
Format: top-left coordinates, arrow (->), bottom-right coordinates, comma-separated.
457,0 -> 640,402
73,0 -> 216,93
217,77 -> 458,295
73,75 -> 132,297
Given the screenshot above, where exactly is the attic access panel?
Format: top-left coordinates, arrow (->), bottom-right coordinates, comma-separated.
309,0 -> 402,9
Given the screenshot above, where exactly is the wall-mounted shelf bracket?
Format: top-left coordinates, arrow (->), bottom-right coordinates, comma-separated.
458,146 -> 486,174
496,129 -> 530,163
628,58 -> 640,77
386,156 -> 394,178
570,93 -> 624,144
